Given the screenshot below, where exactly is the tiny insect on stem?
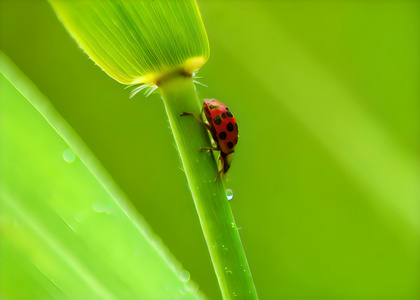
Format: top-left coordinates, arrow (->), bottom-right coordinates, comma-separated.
181,98 -> 238,182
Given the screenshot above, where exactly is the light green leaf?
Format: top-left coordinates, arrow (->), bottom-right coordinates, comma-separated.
49,0 -> 209,85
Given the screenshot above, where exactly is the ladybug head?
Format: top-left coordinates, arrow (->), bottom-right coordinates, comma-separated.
204,98 -> 222,109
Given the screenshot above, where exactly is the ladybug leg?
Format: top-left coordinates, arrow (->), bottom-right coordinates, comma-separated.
214,169 -> 223,182
180,112 -> 212,132
199,147 -> 219,152
181,112 -> 219,153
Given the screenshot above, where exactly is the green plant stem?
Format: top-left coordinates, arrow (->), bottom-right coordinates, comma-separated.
159,75 -> 258,300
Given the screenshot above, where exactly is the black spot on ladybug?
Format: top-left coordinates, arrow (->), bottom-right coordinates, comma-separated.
227,122 -> 234,132
226,111 -> 233,118
209,105 -> 219,110
219,131 -> 227,140
222,113 -> 227,119
213,115 -> 222,125
227,142 -> 234,149
234,137 -> 238,144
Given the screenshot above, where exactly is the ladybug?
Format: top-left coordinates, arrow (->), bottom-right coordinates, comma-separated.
181,99 -> 238,180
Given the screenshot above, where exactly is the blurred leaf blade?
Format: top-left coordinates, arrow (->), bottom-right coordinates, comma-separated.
0,188 -> 116,300
0,52 -> 203,299
49,0 -> 209,85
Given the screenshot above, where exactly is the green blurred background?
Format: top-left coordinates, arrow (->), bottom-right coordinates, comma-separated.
1,0 -> 419,299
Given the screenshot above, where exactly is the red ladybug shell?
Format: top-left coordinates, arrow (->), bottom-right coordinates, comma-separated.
202,99 -> 238,173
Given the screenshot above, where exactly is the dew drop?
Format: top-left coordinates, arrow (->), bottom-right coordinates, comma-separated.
179,270 -> 190,282
93,201 -> 105,213
62,149 -> 76,163
226,189 -> 233,200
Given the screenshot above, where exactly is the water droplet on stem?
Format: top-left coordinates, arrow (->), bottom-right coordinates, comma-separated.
226,189 -> 233,200
62,149 -> 76,163
179,270 -> 190,282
